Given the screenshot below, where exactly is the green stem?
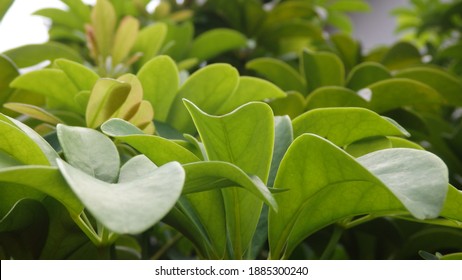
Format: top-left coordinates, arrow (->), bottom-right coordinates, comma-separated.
72,214 -> 101,245
320,225 -> 344,260
150,233 -> 183,260
343,214 -> 376,229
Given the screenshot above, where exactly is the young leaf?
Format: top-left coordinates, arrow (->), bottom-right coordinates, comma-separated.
57,124 -> 120,183
189,28 -> 247,62
91,0 -> 117,58
301,49 -> 345,93
292,107 -> 410,146
10,69 -> 81,112
137,55 -> 179,122
132,23 -> 168,66
0,54 -> 19,106
53,59 -> 99,91
85,78 -> 131,128
246,58 -> 306,93
112,16 -> 139,66
56,159 -> 185,234
4,103 -> 63,125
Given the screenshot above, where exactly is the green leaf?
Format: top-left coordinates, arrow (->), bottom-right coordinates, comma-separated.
269,134 -> 448,259
268,116 -> 293,188
57,124 -> 120,183
330,33 -> 361,72
0,199 -> 46,233
3,103 -> 63,125
367,78 -> 443,113
167,64 -> 239,134
305,86 -> 368,110
91,0 -> 117,58
61,0 -> 91,22
185,100 -> 274,258
345,136 -> 392,157
85,78 -> 131,128
329,1 -> 371,12
395,67 -> 462,106
162,21 -> 194,61
101,118 -> 200,165
0,120 -> 50,165
182,161 -> 277,210
0,54 -> 19,106
268,91 -> 305,119
132,23 -> 168,66
301,49 -> 345,93
381,42 -> 421,70
10,69 -> 81,112
3,42 -> 83,68
0,0 -> 13,21
292,107 -> 410,146
0,166 -> 83,216
440,186 -> 462,223
53,59 -> 99,91
246,58 -> 306,93
189,28 -> 247,62
216,76 -> 287,115
346,62 -> 392,91
112,16 -> 139,66
358,148 -> 448,219
137,56 -> 179,122
34,8 -> 83,30
56,158 -> 185,234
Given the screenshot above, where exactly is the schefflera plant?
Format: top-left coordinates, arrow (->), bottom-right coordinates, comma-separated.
100,98 -> 461,260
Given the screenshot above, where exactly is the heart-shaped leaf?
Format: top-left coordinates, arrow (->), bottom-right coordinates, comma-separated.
57,158 -> 185,234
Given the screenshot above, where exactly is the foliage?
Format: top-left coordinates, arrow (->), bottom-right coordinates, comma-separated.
0,0 -> 462,260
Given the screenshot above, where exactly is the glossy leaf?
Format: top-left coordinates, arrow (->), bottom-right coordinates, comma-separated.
57,159 -> 185,234
395,67 -> 462,106
0,166 -> 83,216
216,76 -> 286,115
57,124 -> 120,183
85,78 -> 131,128
305,86 -> 368,110
346,62 -> 392,91
10,69 -> 80,112
367,78 -> 443,113
4,103 -> 63,125
132,23 -> 167,66
137,55 -> 179,122
112,16 -> 139,66
91,0 -> 116,58
269,134 -> 448,259
189,28 -> 247,62
0,54 -> 19,106
185,100 -> 274,258
167,64 -> 239,134
53,59 -> 99,91
101,118 -> 200,165
3,43 -> 83,68
292,107 -> 410,146
0,120 -> 50,165
301,49 -> 345,93
246,58 -> 306,93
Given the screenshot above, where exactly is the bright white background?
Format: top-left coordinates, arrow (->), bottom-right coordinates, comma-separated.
0,0 -> 408,53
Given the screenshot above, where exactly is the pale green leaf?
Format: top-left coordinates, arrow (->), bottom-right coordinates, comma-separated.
57,124 -> 120,183
53,59 -> 99,91
56,159 -> 185,234
4,103 -> 63,125
0,54 -> 19,106
91,0 -> 116,58
112,16 -> 139,66
133,23 -> 168,66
